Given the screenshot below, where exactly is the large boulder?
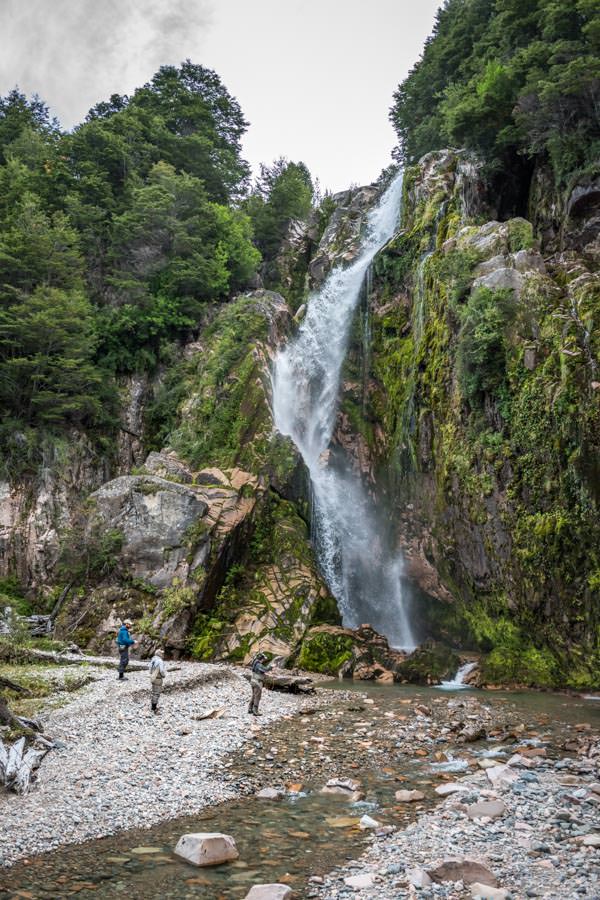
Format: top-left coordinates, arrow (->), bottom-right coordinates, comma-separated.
174,832 -> 239,867
89,475 -> 208,588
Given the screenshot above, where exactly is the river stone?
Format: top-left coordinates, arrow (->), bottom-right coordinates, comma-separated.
435,782 -> 467,796
486,764 -> 518,789
359,814 -> 381,829
467,800 -> 507,820
174,833 -> 239,867
243,885 -> 293,900
582,834 -> 600,847
256,788 -> 284,800
408,868 -> 433,887
471,883 -> 509,899
321,778 -> 364,801
428,858 -> 498,887
395,789 -> 425,802
507,753 -> 537,768
344,873 -> 375,889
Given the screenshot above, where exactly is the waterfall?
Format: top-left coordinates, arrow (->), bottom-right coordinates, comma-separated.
437,661 -> 478,691
272,173 -> 415,649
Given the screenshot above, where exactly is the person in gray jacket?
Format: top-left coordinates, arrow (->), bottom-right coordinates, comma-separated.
248,652 -> 271,716
149,648 -> 166,713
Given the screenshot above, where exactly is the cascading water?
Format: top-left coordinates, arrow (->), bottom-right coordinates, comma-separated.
272,173 -> 415,649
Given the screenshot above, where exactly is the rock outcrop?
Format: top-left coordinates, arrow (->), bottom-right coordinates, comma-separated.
344,150 -> 600,688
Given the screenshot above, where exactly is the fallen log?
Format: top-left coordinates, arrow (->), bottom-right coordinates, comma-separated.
240,669 -> 315,694
0,737 -> 51,795
0,676 -> 32,730
1,675 -> 57,793
12,746 -> 50,794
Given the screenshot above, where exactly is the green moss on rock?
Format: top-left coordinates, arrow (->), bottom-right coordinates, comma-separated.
297,631 -> 354,674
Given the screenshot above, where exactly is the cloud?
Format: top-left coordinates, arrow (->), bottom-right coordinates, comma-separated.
0,0 -> 213,127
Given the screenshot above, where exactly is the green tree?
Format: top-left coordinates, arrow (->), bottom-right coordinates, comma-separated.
390,0 -> 600,188
0,286 -> 108,426
245,158 -> 314,263
96,162 -> 260,371
0,89 -> 58,163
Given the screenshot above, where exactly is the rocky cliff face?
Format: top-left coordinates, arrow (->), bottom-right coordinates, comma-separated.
46,290 -> 336,663
3,156 -> 598,689
350,151 -> 600,688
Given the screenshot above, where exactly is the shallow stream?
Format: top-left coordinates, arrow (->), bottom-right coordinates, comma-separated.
1,683 -> 598,899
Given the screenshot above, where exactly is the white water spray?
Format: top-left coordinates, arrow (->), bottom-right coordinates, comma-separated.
437,661 -> 477,691
272,173 -> 415,649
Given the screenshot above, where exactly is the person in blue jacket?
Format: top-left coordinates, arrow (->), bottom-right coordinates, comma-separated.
116,619 -> 137,680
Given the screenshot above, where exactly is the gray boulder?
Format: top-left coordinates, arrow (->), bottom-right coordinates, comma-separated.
90,475 -> 208,588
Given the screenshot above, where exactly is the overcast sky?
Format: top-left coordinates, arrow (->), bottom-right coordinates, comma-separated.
0,0 -> 440,192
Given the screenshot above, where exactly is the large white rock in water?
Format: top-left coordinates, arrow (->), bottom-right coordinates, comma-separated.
243,885 -> 293,900
174,832 -> 239,867
321,777 -> 365,801
395,789 -> 425,802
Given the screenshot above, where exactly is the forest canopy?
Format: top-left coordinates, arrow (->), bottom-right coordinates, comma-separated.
390,0 -> 600,189
0,62 -> 316,471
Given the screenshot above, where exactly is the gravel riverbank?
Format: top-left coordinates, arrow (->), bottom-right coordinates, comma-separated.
310,711 -> 600,900
0,657 -> 335,868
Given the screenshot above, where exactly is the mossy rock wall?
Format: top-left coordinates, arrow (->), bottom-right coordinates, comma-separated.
356,151 -> 600,689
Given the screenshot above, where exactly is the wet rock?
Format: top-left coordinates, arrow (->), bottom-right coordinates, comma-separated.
460,724 -> 487,743
396,641 -> 460,685
395,789 -> 425,802
435,782 -> 467,796
256,788 -> 284,800
466,800 -> 507,820
174,832 -> 239,867
321,778 -> 365,801
359,814 -> 381,829
428,858 -> 498,887
243,885 -> 293,900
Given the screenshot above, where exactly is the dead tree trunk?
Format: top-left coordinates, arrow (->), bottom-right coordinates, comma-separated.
0,677 -> 54,794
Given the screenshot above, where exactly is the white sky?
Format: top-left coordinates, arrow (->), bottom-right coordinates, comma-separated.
0,0 -> 440,192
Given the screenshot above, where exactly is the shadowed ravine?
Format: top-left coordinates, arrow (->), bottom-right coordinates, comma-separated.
272,173 -> 415,649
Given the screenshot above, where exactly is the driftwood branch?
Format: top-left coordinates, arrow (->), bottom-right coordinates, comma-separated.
240,669 -> 315,694
50,582 -> 73,623
0,675 -> 31,695
0,736 -> 51,794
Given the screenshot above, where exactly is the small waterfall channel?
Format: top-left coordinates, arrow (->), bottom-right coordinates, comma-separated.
437,661 -> 478,691
272,173 -> 415,649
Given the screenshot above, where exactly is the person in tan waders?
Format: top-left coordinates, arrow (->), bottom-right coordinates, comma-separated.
248,652 -> 271,716
149,648 -> 166,713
